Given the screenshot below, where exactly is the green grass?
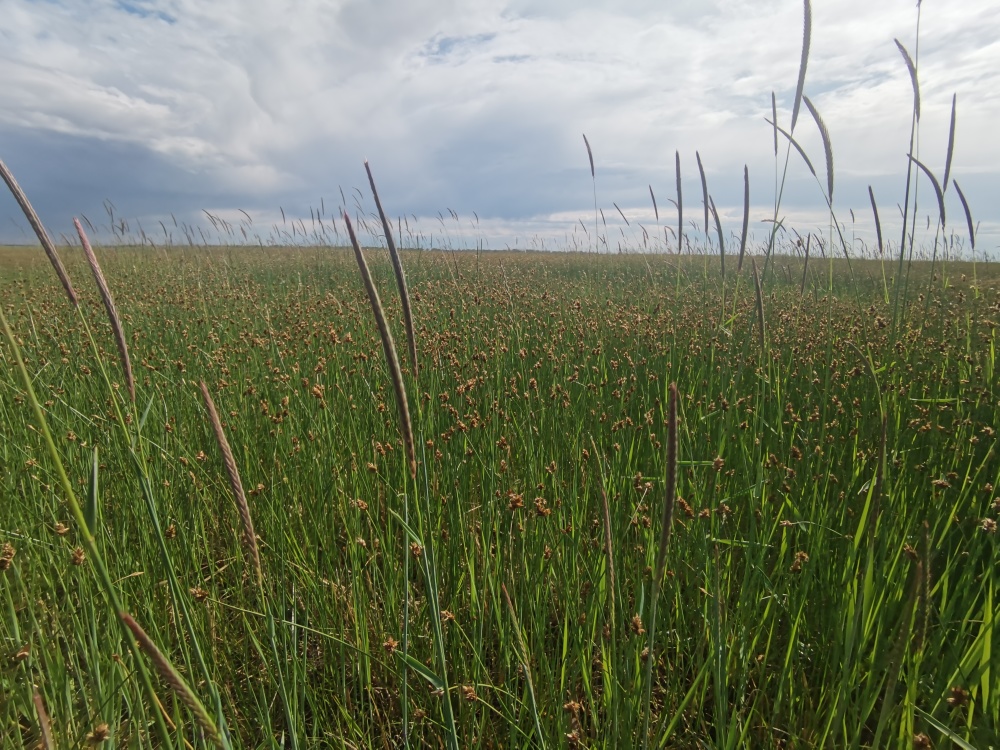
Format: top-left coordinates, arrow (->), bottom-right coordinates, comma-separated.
1,243 -> 998,748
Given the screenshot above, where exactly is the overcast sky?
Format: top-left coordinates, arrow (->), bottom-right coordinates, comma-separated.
1,0 -> 997,256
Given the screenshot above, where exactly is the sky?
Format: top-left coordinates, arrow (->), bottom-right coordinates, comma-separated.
1,0 -> 997,256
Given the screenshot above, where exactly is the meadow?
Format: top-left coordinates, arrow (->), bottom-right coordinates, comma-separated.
2,2 -> 999,746
1,229 -> 998,748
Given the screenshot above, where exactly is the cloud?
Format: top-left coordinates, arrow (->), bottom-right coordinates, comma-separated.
0,0 -> 997,254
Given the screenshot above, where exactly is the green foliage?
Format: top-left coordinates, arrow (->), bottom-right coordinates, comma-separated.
1,245 -> 997,747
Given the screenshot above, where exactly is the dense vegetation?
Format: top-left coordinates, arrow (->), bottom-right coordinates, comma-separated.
3,2 -> 996,745
2,242 -> 998,747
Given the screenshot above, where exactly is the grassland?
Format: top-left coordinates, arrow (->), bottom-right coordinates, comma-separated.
1,240 -> 998,748
2,1 -> 997,744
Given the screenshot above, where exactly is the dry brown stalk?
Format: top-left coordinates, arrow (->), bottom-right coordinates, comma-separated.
74,219 -> 135,402
32,688 -> 54,750
199,381 -> 262,587
343,212 -> 417,479
119,612 -> 223,747
0,158 -> 78,306
364,161 -> 419,380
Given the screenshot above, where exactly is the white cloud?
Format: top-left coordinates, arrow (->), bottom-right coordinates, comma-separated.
0,0 -> 997,253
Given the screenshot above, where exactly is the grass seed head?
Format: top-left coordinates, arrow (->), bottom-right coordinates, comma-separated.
200,381 -> 263,589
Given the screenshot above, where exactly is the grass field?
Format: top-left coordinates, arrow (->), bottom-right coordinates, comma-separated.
2,1 -> 998,745
1,238 -> 998,748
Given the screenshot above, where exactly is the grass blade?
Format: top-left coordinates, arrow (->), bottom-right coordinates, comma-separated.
85,446 -> 100,536
771,92 -> 779,155
800,233 -> 811,295
396,651 -> 443,691
642,381 -> 679,749
752,257 -> 766,350
738,165 -> 750,272
590,436 -> 616,615
501,584 -> 547,750
675,151 -> 683,253
913,708 -> 976,750
697,152 -> 709,236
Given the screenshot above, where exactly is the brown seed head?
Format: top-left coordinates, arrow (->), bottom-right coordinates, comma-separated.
631,614 -> 646,635
119,612 -> 223,747
86,723 -> 110,745
790,550 -> 809,573
200,381 -> 262,588
947,686 -> 970,708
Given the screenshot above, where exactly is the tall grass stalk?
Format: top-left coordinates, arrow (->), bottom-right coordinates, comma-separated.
74,219 -> 135,402
342,212 -> 417,478
344,212 -> 458,748
761,0 -> 811,283
364,161 -> 419,380
696,152 -> 709,242
642,381 -> 678,749
674,151 -> 683,254
738,165 -> 750,273
120,612 -> 223,747
32,689 -> 54,750
891,18 -> 922,335
0,158 -> 78,306
0,305 -> 177,749
501,584 -> 546,749
362,160 -> 418,745
4,161 -> 236,746
200,381 -> 263,588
